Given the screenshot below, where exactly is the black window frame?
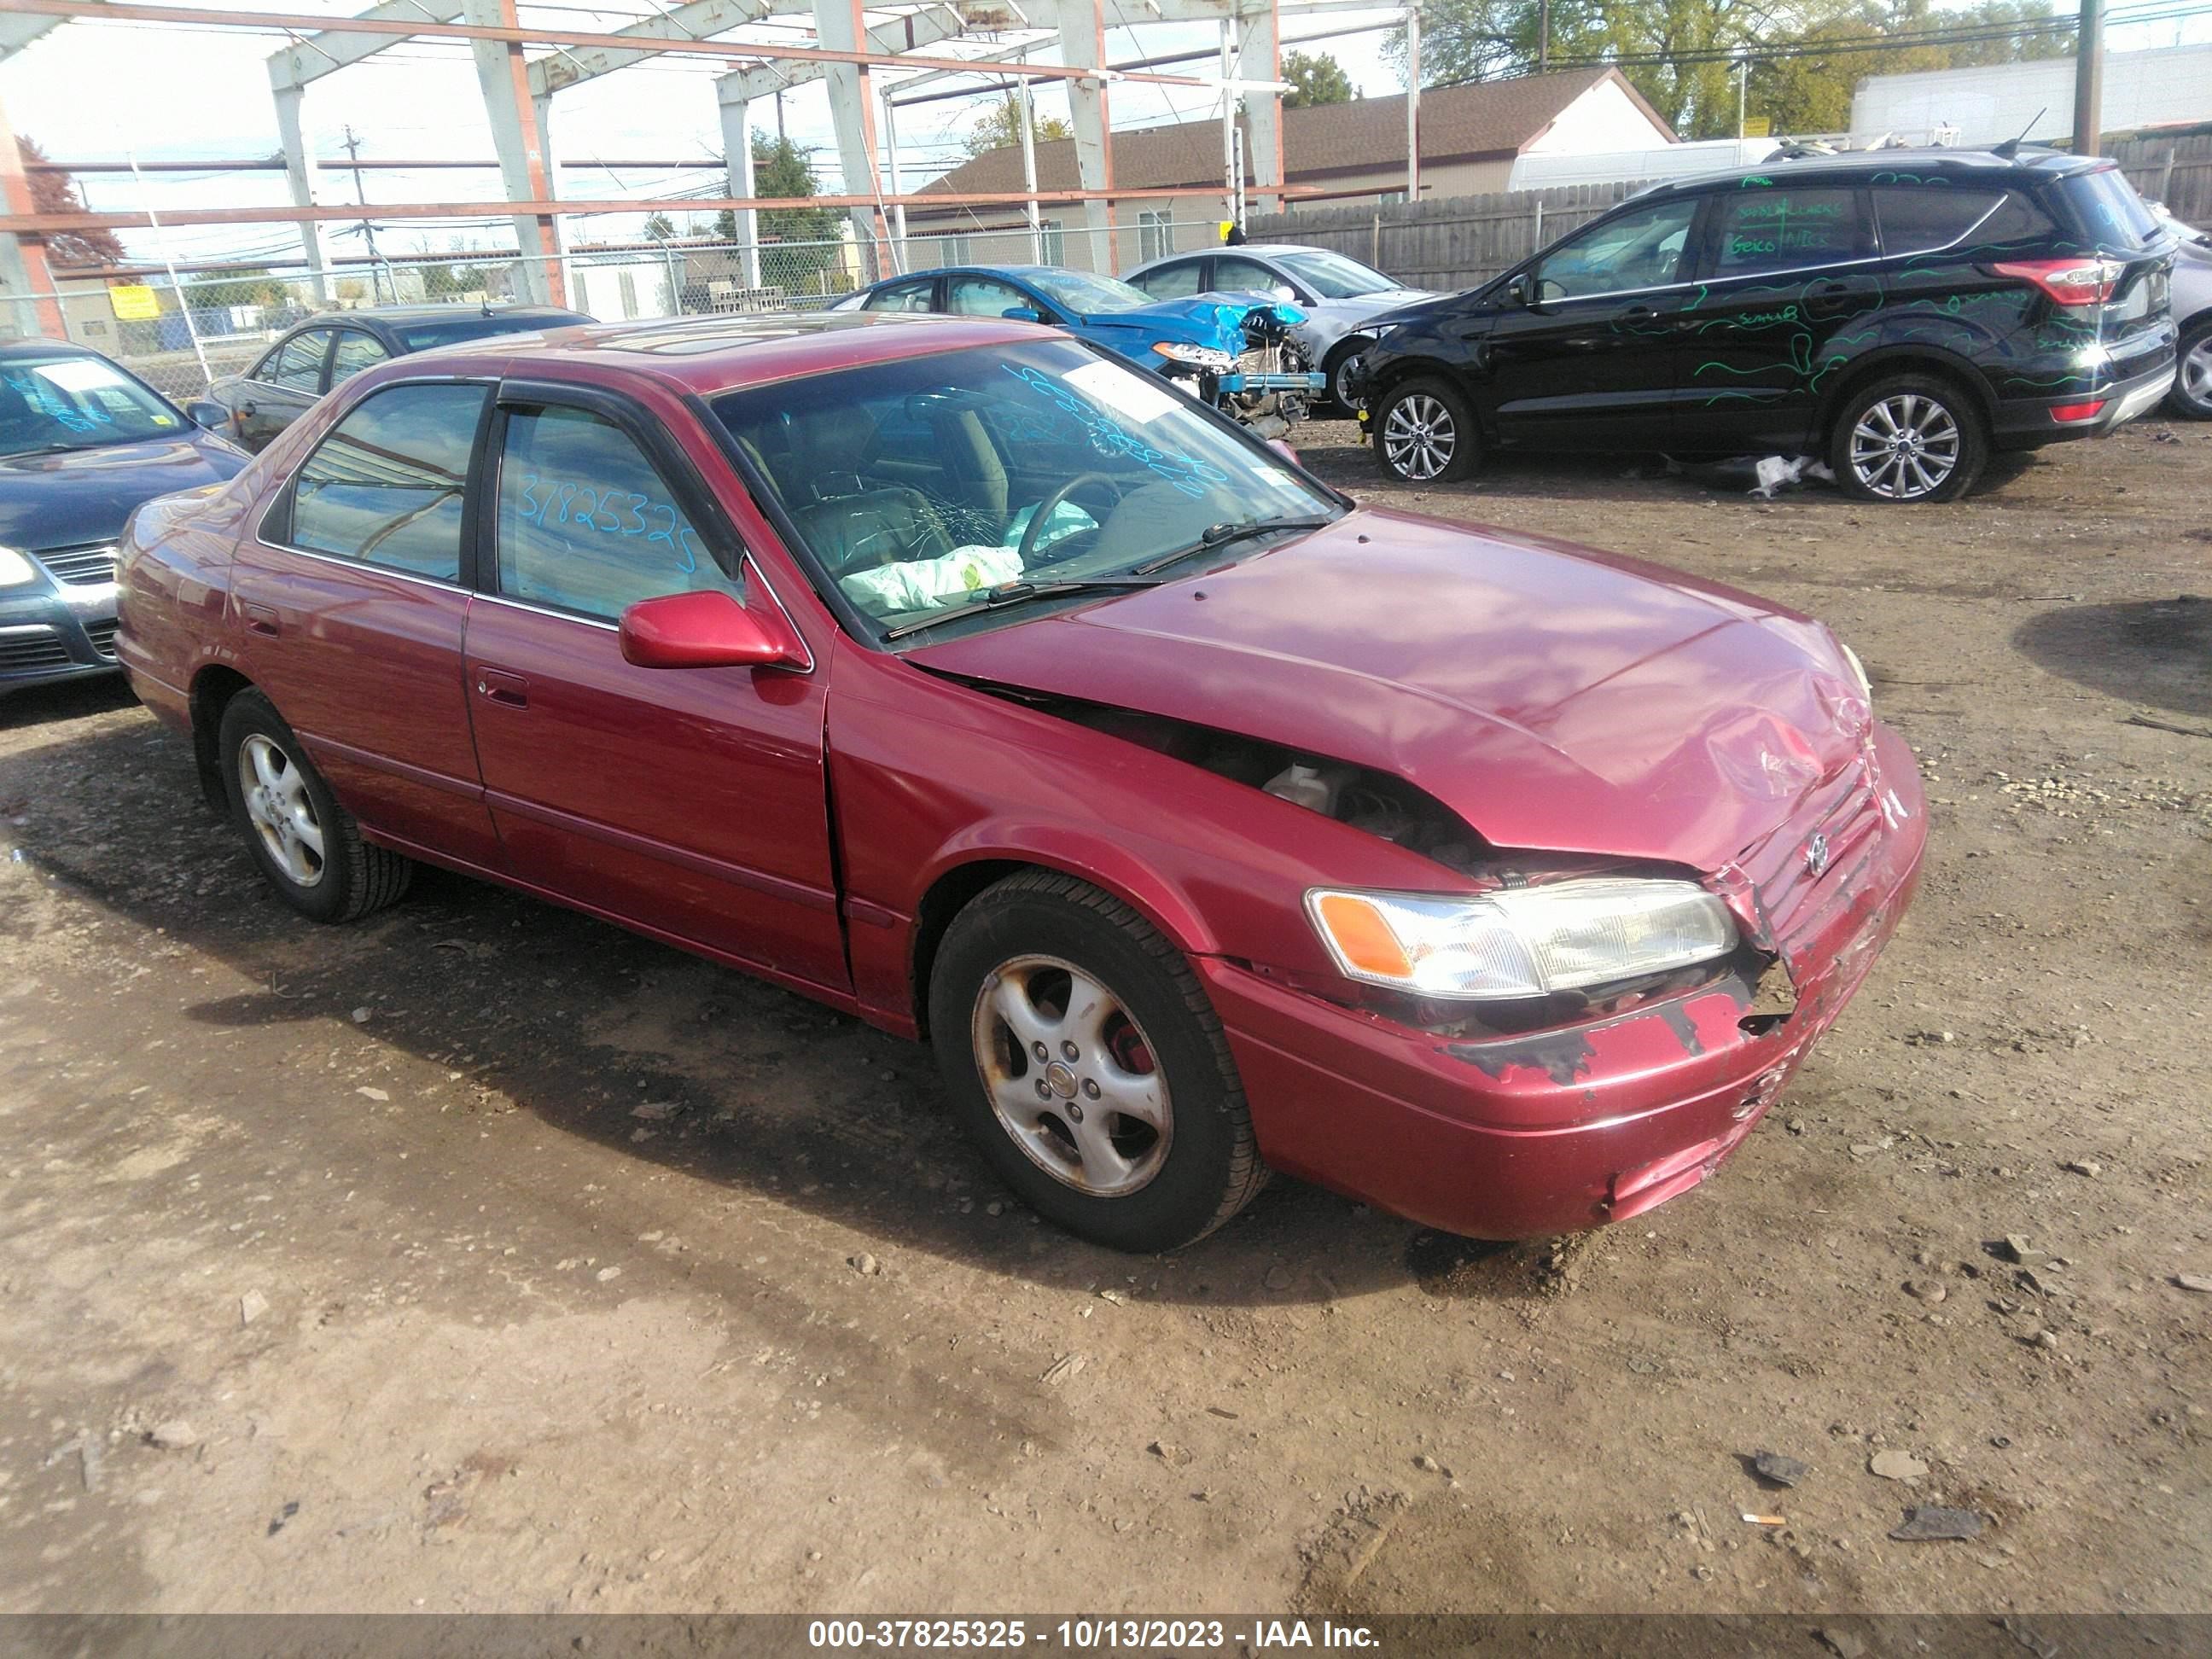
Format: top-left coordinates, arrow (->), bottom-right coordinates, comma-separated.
265,375 -> 498,587
478,376 -> 753,627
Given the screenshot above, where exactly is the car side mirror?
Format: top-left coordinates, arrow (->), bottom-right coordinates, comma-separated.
184,399 -> 229,432
1001,306 -> 1045,323
1502,272 -> 1532,308
619,588 -> 804,671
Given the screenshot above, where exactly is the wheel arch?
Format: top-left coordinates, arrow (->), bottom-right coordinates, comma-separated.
1813,345 -> 1996,441
905,847 -> 1219,1040
188,662 -> 258,811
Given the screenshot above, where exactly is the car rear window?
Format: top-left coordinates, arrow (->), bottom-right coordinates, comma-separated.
2060,166 -> 2161,249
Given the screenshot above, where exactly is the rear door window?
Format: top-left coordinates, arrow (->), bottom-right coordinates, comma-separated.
329,330 -> 392,387
1131,259 -> 1206,299
288,382 -> 486,581
1709,188 -> 1867,277
1873,187 -> 2004,255
494,404 -> 739,622
946,275 -> 1033,318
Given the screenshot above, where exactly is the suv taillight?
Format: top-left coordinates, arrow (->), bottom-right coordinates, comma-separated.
1993,256 -> 2128,305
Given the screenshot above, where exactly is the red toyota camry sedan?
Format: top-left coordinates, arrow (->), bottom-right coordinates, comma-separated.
117,312 -> 1924,1253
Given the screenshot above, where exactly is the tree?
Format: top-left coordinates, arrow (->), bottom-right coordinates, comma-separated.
13,134 -> 125,270
643,211 -> 677,242
192,266 -> 286,310
713,132 -> 845,284
960,92 -> 1073,160
1282,49 -> 1357,107
1390,0 -> 2073,140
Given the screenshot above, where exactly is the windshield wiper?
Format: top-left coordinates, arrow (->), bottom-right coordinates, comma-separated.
882,576 -> 1162,641
1131,514 -> 1336,577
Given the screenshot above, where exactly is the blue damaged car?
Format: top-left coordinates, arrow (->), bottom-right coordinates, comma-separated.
0,339 -> 247,695
832,264 -> 1324,436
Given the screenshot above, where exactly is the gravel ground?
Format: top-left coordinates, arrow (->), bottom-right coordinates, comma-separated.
1,417 -> 2207,1615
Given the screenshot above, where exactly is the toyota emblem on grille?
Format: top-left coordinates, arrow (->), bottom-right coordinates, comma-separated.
1803,831 -> 1831,878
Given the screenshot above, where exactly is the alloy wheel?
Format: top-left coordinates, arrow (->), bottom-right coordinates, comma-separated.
2179,334 -> 2212,416
1848,393 -> 1962,500
1382,393 -> 1457,480
239,732 -> 326,888
969,953 -> 1172,1197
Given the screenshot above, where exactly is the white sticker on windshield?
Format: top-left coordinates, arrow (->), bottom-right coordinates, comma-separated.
32,359 -> 125,393
1063,358 -> 1182,426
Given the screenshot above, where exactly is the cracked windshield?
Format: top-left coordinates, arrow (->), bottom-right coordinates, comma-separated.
713,340 -> 1336,638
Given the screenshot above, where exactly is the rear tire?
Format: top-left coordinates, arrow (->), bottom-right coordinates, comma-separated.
1828,373 -> 1987,504
1372,377 -> 1480,483
218,690 -> 412,923
928,871 -> 1266,1253
2166,317 -> 2212,420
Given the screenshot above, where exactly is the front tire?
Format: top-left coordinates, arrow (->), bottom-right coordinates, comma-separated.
1828,373 -> 1987,504
1372,377 -> 1479,483
928,871 -> 1266,1252
1323,337 -> 1372,416
2166,317 -> 2212,420
218,690 -> 412,923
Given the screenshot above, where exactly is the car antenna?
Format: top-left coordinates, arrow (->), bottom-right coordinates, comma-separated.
1991,108 -> 2046,160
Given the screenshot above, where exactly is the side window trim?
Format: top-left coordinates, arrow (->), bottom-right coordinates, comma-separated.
480,377 -> 751,624
265,375 -> 497,590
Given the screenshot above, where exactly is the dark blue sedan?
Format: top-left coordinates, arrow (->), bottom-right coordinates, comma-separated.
0,339 -> 247,695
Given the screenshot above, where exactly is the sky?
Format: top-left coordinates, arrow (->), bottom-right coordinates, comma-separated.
0,0 -> 1408,268
2,0 -> 2204,270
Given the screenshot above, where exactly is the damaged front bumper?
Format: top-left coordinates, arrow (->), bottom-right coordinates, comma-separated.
1199,719 -> 1928,1240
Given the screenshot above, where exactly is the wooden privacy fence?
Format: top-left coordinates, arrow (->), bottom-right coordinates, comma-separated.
1249,183 -> 1638,293
1254,137 -> 2212,294
2111,132 -> 2212,223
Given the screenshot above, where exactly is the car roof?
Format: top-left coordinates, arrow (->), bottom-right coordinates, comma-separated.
396,310 -> 1047,397
1633,145 -> 2104,200
299,302 -> 585,325
0,335 -> 106,360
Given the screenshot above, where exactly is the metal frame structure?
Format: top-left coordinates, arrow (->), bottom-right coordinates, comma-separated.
0,0 -> 1315,324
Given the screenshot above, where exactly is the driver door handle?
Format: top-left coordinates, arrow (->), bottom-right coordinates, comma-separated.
474,667 -> 529,709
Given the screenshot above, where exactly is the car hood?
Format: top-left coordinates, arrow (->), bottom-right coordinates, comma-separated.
909,509 -> 1875,873
1076,295 -> 1306,354
1315,288 -> 1437,321
0,434 -> 245,550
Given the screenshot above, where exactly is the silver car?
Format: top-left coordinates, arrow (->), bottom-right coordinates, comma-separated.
1124,243 -> 1435,413
2153,207 -> 2212,419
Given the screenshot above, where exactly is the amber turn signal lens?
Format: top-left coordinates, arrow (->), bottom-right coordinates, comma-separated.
1311,892 -> 1414,981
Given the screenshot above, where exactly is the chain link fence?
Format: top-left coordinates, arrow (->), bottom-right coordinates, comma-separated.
3,216 -> 1228,402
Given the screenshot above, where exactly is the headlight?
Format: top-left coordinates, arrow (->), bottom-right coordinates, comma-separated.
1306,877 -> 1738,1001
1153,341 -> 1237,372
0,546 -> 39,588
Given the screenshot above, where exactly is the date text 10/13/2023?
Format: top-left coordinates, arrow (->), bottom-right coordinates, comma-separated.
806,1620 -> 1382,1650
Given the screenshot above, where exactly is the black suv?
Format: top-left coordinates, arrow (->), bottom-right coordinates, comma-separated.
1354,148 -> 2176,503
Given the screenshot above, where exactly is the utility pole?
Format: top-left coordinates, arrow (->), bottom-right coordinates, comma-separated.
1736,57 -> 1748,140
2072,0 -> 2104,156
1405,6 -> 1420,204
343,125 -> 387,304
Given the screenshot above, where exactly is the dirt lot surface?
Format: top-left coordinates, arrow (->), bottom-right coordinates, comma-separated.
2,419 -> 2209,1618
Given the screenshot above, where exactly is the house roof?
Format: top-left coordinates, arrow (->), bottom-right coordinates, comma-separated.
917,68 -> 1674,201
